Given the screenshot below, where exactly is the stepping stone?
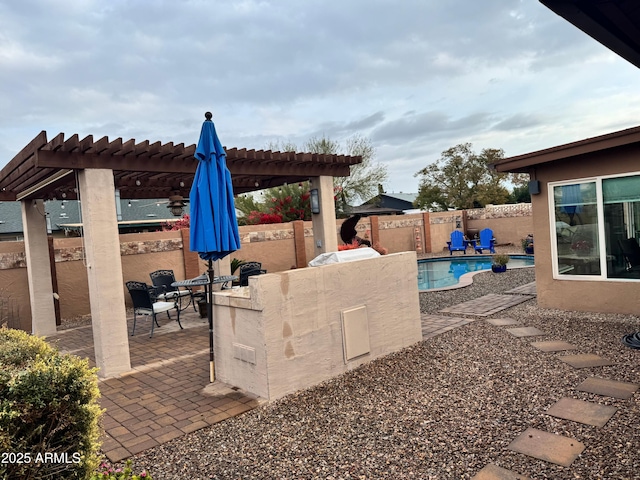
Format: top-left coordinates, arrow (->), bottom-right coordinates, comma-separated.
486,318 -> 520,326
560,354 -> 615,369
508,427 -> 585,467
505,326 -> 546,337
472,463 -> 531,480
530,340 -> 577,352
577,377 -> 639,400
545,397 -> 617,427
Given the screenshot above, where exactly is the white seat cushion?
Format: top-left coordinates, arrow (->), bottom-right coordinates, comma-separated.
156,289 -> 191,301
153,301 -> 176,314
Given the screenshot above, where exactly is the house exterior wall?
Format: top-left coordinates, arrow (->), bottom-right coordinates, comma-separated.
532,148 -> 640,314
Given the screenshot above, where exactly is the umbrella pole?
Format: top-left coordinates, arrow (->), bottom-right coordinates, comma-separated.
208,258 -> 215,382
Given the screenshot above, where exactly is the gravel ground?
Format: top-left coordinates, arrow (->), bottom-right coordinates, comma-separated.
123,261 -> 640,479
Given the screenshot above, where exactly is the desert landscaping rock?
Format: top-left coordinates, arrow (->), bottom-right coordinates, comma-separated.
121,267 -> 640,479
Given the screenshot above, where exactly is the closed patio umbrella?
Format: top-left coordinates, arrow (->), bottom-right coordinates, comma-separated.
190,112 -> 241,382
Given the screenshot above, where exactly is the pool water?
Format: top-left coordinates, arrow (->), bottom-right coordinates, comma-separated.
418,255 -> 534,291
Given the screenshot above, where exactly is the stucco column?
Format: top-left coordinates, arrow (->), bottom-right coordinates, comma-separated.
78,169 -> 131,378
21,199 -> 57,336
310,175 -> 338,254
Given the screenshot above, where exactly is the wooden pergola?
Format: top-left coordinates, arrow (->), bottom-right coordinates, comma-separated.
0,131 -> 360,202
0,129 -> 361,379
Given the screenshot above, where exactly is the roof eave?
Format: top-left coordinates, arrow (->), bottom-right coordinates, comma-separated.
493,124 -> 640,173
540,0 -> 640,69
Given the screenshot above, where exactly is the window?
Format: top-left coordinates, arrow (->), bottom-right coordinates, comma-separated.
551,173 -> 640,280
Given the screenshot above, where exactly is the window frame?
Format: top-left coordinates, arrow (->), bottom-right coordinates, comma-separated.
548,171 -> 640,282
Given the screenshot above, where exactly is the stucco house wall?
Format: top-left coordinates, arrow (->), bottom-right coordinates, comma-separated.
530,149 -> 640,314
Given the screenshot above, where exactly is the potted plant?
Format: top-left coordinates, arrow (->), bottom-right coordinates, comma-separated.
491,254 -> 510,273
231,258 -> 247,275
521,234 -> 534,254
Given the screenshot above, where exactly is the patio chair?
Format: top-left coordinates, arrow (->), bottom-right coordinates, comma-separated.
619,238 -> 640,271
126,281 -> 182,338
239,261 -> 266,286
474,228 -> 496,254
447,230 -> 467,255
150,269 -> 195,311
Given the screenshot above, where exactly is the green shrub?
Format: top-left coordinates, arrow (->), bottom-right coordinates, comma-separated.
0,328 -> 102,480
492,254 -> 510,266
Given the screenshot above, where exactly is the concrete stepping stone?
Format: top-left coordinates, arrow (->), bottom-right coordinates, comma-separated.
505,326 -> 546,337
530,340 -> 577,352
560,354 -> 615,368
472,463 -> 531,479
545,397 -> 617,427
508,427 -> 585,467
577,377 -> 639,400
486,318 -> 520,326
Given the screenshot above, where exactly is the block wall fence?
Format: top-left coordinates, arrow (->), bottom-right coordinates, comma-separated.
0,203 -> 532,330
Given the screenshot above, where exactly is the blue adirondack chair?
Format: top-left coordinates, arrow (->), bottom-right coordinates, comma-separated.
447,230 -> 467,255
474,228 -> 496,253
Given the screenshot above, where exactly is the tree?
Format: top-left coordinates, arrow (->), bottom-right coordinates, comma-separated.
235,194 -> 263,224
414,143 -> 525,211
304,134 -> 388,214
253,183 -> 312,224
245,134 -> 388,223
236,183 -> 313,225
508,184 -> 531,204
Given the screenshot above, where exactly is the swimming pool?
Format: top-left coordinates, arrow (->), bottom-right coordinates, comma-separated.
418,255 -> 534,291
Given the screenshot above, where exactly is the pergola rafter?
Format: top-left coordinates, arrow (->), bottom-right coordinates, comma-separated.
0,131 -> 361,201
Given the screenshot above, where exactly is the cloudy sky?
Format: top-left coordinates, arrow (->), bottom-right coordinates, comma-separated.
1,0 -> 639,195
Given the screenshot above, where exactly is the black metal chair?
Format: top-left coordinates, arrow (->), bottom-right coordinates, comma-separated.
150,269 -> 195,311
239,262 -> 266,287
125,281 -> 182,337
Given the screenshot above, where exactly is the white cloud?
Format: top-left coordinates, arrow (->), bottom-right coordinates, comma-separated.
0,0 -> 638,195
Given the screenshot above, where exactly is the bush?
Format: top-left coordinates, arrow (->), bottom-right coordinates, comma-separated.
492,254 -> 510,266
0,328 -> 102,480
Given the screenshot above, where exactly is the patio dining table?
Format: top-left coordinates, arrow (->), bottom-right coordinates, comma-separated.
172,273 -> 236,289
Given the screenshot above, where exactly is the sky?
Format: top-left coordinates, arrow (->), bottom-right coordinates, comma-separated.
1,0 -> 639,197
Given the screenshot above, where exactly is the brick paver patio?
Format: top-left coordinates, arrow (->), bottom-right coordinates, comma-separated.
47,310 -> 263,463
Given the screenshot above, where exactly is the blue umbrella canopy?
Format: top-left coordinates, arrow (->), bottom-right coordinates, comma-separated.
189,113 -> 241,261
